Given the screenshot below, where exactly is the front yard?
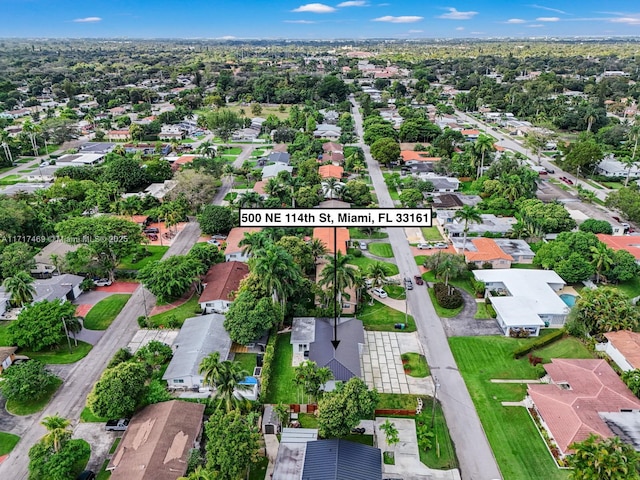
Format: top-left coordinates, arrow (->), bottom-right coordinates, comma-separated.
358,297 -> 416,332
83,294 -> 132,330
6,377 -> 63,415
449,336 -> 593,480
0,432 -> 20,456
22,341 -> 93,364
146,295 -> 200,328
347,254 -> 399,276
118,245 -> 169,270
368,243 -> 394,258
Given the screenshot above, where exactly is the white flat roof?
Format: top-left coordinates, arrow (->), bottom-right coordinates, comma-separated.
491,297 -> 546,327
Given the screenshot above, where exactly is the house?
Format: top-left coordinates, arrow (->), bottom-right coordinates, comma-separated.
437,211 -> 517,239
144,180 -> 178,201
301,439 -> 382,480
261,164 -> 293,180
461,129 -> 480,140
527,359 -> 640,456
107,400 -> 205,480
233,128 -> 260,142
56,153 -> 106,166
600,331 -> 640,372
107,130 -> 131,141
158,131 -> 185,141
596,156 -> 640,178
272,428 -> 319,479
596,234 -> 640,261
313,124 -> 341,140
321,142 -> 345,165
431,193 -> 482,209
454,238 -> 513,269
423,176 -> 459,193
312,227 -> 350,255
198,261 -> 249,314
315,261 -> 357,314
253,180 -> 267,196
31,240 -> 80,277
401,151 -> 441,164
322,142 -> 343,155
473,269 -> 570,336
0,347 -> 17,374
0,291 -> 10,317
266,152 -> 291,165
319,164 -> 344,180
79,142 -> 116,154
162,314 -> 231,390
0,182 -> 52,197
291,317 -> 365,388
494,239 -> 535,264
27,165 -> 63,182
316,199 -> 351,209
28,274 -> 84,304
224,227 -> 263,262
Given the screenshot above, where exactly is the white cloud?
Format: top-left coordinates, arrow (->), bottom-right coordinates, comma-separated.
610,16 -> 640,25
373,15 -> 423,23
506,18 -> 526,24
536,16 -> 560,22
292,3 -> 336,13
408,29 -> 423,33
73,17 -> 102,23
337,1 -> 367,6
527,4 -> 568,15
456,26 -> 465,30
284,20 -> 317,24
219,35 -> 237,39
528,24 -> 545,27
438,7 -> 478,20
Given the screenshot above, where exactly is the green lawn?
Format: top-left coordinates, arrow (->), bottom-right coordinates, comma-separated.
0,432 -> 20,456
602,181 -> 623,189
474,301 -> 495,319
147,295 -> 200,328
233,353 -> 258,375
449,336 -> 593,480
118,245 -> 169,270
511,263 -> 540,270
299,414 -> 373,446
421,226 -> 443,241
613,276 -> 640,299
0,321 -> 11,346
384,285 -> 405,300
401,353 -> 430,378
6,377 -> 62,415
377,393 -> 422,410
224,192 -> 238,202
84,294 -> 131,330
80,406 -> 109,423
349,228 -> 388,239
422,271 -> 474,296
248,456 -> 269,480
22,341 -> 92,364
358,297 -> 415,332
263,333 -> 299,404
368,243 -> 394,258
109,438 -> 121,455
428,288 -> 463,318
97,460 -> 111,480
414,255 -> 428,266
347,254 -> 399,276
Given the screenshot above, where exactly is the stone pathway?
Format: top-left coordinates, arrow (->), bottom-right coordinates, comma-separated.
362,332 -> 433,395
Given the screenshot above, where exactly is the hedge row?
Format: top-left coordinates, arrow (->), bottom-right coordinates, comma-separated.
513,329 -> 566,359
258,331 -> 278,402
433,282 -> 463,309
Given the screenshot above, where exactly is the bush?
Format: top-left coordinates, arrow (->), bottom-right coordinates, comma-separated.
512,329 -> 566,358
107,348 -> 133,369
137,315 -> 149,328
433,283 -> 463,309
80,278 -> 96,292
258,332 -> 277,402
352,249 -> 363,257
509,328 -> 531,338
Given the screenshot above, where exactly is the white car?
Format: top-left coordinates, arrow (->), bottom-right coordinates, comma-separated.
94,278 -> 112,287
417,243 -> 432,250
434,243 -> 449,249
372,287 -> 388,298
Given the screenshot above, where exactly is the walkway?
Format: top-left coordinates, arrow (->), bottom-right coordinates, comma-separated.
264,433 -> 279,479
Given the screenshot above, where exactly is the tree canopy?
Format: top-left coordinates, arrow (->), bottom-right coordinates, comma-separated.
8,300 -> 77,351
223,290 -> 281,345
317,377 -> 378,438
87,361 -> 149,419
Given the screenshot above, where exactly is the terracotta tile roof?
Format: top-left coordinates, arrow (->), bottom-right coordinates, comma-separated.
224,227 -> 262,256
253,180 -> 267,195
400,150 -> 441,162
461,129 -> 480,135
528,359 -> 640,454
174,155 -> 196,165
596,234 -> 640,260
494,144 -> 506,152
108,129 -> 130,135
272,143 -> 288,153
463,238 -> 513,262
313,227 -> 350,255
199,261 -> 249,303
116,215 -> 149,225
319,164 -> 344,179
604,331 -> 640,369
108,400 -> 205,480
322,142 -> 343,153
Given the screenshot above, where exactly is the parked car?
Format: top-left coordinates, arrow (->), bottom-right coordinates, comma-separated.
433,243 -> 448,249
359,241 -> 367,250
94,278 -> 112,287
416,243 -> 432,250
414,275 -> 424,286
143,227 -> 159,234
105,418 -> 130,431
372,287 -> 388,298
404,277 -> 413,290
546,168 -> 555,174
565,178 -> 574,185
39,161 -> 50,167
207,238 -> 221,246
76,471 -> 96,480
365,279 -> 373,288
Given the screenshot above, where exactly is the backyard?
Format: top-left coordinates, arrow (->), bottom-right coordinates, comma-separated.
233,353 -> 258,375
263,333 -> 298,404
449,335 -> 593,480
83,294 -> 132,330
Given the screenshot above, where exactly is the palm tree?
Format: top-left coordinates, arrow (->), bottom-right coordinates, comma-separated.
199,351 -> 223,389
318,251 -> 357,320
2,271 -> 36,307
22,119 -> 40,157
197,140 -> 217,159
619,156 -> 639,187
321,177 -> 345,200
436,254 -> 467,287
590,243 -> 614,283
249,244 -> 301,313
211,360 -> 252,412
309,238 -> 328,265
41,415 -> 71,453
235,191 -> 263,208
366,261 -> 391,288
454,205 -> 482,252
178,466 -> 217,480
473,134 -> 495,179
239,231 -> 271,257
0,130 -> 14,165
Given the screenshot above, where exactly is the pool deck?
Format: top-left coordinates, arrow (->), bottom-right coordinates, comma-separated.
557,286 -> 580,297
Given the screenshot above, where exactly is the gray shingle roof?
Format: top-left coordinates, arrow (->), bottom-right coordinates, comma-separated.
301,439 -> 382,480
309,318 -> 364,382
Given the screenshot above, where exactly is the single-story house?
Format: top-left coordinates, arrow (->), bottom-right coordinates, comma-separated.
158,131 -> 185,141
272,428 -> 319,479
401,151 -> 441,164
424,176 -> 459,193
493,239 -> 535,264
266,152 -> 290,165
31,240 -> 80,277
0,347 -> 18,374
319,164 -> 344,180
162,314 -> 231,390
431,193 -> 482,209
301,439 -> 382,480
291,317 -> 365,389
313,124 -> 341,140
315,261 -> 357,314
600,330 -> 640,372
79,142 -> 116,154
55,153 -> 106,166
261,164 -> 293,180
473,269 -> 570,336
437,211 -> 517,239
322,142 -> 343,155
224,227 -> 263,262
107,130 -> 131,141
0,182 -> 52,197
316,199 -> 351,209
107,400 -> 205,480
199,261 -> 249,314
232,128 -> 260,142
312,227 -> 350,255
253,180 -> 268,196
528,359 -> 640,455
461,129 -> 480,140
596,234 -> 640,262
454,238 -> 513,269
29,274 -> 84,304
144,180 -> 178,201
597,156 -> 640,178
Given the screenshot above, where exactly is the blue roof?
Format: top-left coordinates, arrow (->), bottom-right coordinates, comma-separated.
302,439 -> 382,480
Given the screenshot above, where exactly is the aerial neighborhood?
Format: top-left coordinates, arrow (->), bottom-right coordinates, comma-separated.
3,33 -> 640,480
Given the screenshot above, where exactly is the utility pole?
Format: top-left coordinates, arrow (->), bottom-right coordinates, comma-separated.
431,376 -> 440,428
61,317 -> 72,354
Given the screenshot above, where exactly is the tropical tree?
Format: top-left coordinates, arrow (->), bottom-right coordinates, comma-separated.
178,466 -> 217,480
22,119 -> 40,157
318,251 -> 357,319
570,287 -> 640,337
249,244 -> 302,313
619,156 -> 639,187
41,415 -> 71,454
366,261 -> 391,288
317,377 -> 378,438
199,355 -> 251,412
474,134 -> 494,178
567,433 -> 640,480
239,231 -> 271,257
293,361 -> 334,403
379,419 -> 400,460
321,177 -> 345,200
2,270 -> 36,307
454,205 -> 482,252
309,237 -> 328,265
423,252 -> 467,287
590,243 -> 614,283
204,109 -> 243,145
199,351 -> 223,389
235,191 -> 263,208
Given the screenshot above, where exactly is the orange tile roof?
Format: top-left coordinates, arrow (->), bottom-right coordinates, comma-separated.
463,238 -> 513,262
604,331 -> 640,369
319,164 -> 344,179
313,227 -> 350,255
596,234 -> 640,260
400,150 -> 441,162
461,129 -> 480,135
174,155 -> 196,165
253,180 -> 267,195
494,144 -> 506,152
528,359 -> 640,454
224,227 -> 262,255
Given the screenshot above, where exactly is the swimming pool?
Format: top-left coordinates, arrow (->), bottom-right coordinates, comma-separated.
560,293 -> 577,307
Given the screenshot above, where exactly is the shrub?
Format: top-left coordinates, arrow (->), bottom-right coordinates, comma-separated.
433,283 -> 463,309
80,278 -> 96,292
258,332 -> 277,402
107,348 -> 133,369
512,329 -> 566,358
509,328 -> 531,338
352,249 -> 363,257
137,315 -> 149,328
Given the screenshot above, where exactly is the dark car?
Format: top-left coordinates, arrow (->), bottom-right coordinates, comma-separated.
414,275 -> 424,286
143,227 -> 159,234
105,418 -> 130,431
76,471 -> 96,480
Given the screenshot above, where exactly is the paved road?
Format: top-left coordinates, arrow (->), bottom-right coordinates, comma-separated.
211,144 -> 259,205
351,96 -> 502,480
0,222 -> 202,479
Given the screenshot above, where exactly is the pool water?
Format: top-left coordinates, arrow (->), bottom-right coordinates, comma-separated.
560,293 -> 577,307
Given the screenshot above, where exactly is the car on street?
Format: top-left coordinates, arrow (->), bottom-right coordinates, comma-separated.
416,243 -> 432,250
39,161 -> 50,167
546,168 -> 555,174
93,278 -> 112,287
359,241 -> 367,250
565,178 -> 574,185
372,287 -> 388,298
404,277 -> 413,290
105,418 -> 130,431
414,275 -> 424,286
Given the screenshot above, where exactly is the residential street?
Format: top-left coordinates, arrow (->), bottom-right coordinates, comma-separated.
351,96 -> 503,480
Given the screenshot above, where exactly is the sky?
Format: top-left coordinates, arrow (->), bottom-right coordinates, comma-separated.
2,0 -> 640,39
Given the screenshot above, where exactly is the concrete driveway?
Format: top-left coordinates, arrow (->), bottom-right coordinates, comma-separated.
362,332 -> 433,396
0,398 -> 30,437
73,422 -> 119,472
375,417 -> 461,480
